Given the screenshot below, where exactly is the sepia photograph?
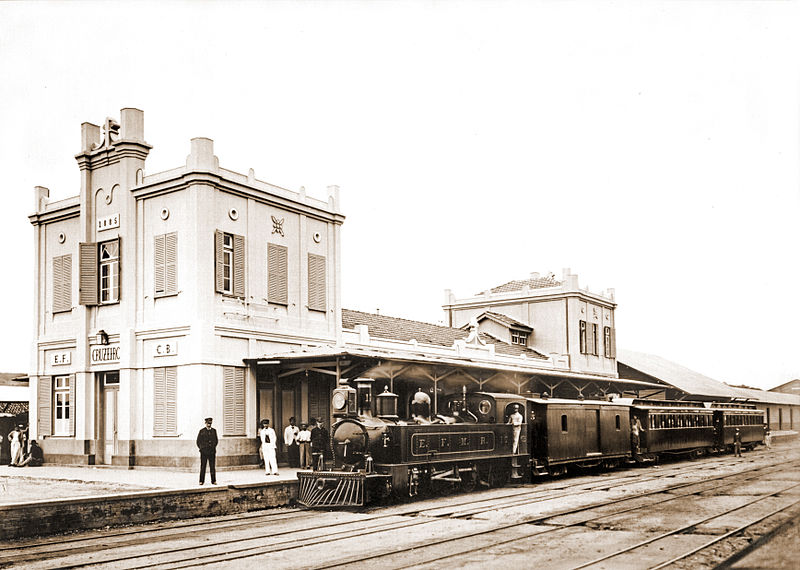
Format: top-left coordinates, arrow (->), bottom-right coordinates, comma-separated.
0,1 -> 798,568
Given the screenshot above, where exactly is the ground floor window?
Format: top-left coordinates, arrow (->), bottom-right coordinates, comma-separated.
53,375 -> 72,435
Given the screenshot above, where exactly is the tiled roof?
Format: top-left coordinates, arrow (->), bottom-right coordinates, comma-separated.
481,275 -> 561,295
342,309 -> 547,359
477,311 -> 532,331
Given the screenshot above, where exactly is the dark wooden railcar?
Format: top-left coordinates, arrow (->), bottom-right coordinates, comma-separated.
711,402 -> 764,450
526,398 -> 631,474
631,399 -> 715,455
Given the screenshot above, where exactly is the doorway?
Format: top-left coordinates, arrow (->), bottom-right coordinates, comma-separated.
98,371 -> 119,465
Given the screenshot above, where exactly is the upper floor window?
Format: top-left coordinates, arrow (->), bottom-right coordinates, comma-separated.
99,240 -> 120,303
511,330 -> 528,346
79,238 -> 120,306
154,232 -> 178,297
603,326 -> 616,358
215,230 -> 245,297
267,243 -> 288,305
579,320 -> 587,354
591,323 -> 598,356
308,253 -> 327,312
52,254 -> 72,313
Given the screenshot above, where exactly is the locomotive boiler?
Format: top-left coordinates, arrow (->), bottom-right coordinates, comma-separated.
297,378 -> 528,507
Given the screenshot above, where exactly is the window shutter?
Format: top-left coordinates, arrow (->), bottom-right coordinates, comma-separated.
53,255 -> 72,313
223,366 -> 246,435
308,253 -> 326,312
610,327 -> 616,358
214,230 -> 225,293
68,373 -> 76,436
165,367 -> 177,435
154,367 -> 165,435
267,243 -> 288,305
79,242 -> 98,305
154,234 -> 165,296
37,376 -> 52,437
579,320 -> 587,354
233,234 -> 245,298
165,232 -> 177,295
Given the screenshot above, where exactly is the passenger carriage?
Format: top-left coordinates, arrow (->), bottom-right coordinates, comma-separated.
628,399 -> 716,457
526,397 -> 632,475
711,402 -> 765,451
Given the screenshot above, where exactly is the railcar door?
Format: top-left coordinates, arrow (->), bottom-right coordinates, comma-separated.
584,409 -> 600,454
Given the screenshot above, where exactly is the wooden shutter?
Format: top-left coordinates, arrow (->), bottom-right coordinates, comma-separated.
214,230 -> 225,293
579,320 -> 587,354
610,327 -> 616,358
155,233 -> 178,297
233,234 -> 245,298
153,367 -> 165,435
68,374 -> 76,436
53,254 -> 72,313
165,367 -> 177,435
223,366 -> 246,436
79,242 -> 98,305
267,243 -> 288,305
308,253 -> 326,312
154,367 -> 178,436
154,235 -> 165,295
37,376 -> 52,437
165,233 -> 177,295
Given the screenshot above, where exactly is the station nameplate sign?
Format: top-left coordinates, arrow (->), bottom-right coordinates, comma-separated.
51,351 -> 71,365
154,341 -> 178,357
91,344 -> 121,364
97,213 -> 120,232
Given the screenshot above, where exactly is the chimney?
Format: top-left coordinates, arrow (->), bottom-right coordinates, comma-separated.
186,137 -> 219,172
327,185 -> 340,211
120,108 -> 144,141
80,122 -> 100,153
34,186 -> 49,212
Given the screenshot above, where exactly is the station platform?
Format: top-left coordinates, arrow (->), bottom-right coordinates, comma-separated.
0,463 -> 304,540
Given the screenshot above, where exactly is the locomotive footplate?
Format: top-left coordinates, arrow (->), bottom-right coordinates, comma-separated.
297,470 -> 391,508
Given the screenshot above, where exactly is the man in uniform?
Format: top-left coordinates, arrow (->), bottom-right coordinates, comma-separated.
259,419 -> 279,476
196,417 -> 218,485
508,405 -> 524,454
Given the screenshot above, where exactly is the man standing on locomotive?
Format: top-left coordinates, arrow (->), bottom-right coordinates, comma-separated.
508,405 -> 524,454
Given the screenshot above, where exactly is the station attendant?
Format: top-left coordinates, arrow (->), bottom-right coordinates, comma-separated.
260,419 -> 279,476
284,417 -> 300,468
508,405 -> 523,454
196,417 -> 218,485
297,423 -> 312,468
734,428 -> 742,457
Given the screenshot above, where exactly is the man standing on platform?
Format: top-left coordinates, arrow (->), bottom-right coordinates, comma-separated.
284,417 -> 300,468
260,419 -> 279,476
197,417 -> 218,485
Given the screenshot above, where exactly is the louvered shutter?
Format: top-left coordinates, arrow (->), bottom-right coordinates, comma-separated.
165,367 -> 177,435
214,230 -> 225,293
37,376 -> 52,437
267,243 -> 288,305
308,253 -> 326,312
233,234 -> 245,298
223,366 -> 245,435
68,374 -> 76,436
154,235 -> 166,296
165,233 -> 177,295
610,327 -> 616,358
53,255 -> 72,313
153,367 -> 165,435
79,242 -> 98,305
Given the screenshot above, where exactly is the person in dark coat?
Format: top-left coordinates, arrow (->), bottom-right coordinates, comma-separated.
310,418 -> 328,470
19,440 -> 43,467
196,417 -> 218,484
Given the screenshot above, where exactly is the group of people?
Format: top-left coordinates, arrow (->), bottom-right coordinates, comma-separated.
195,416 -> 331,485
6,424 -> 43,468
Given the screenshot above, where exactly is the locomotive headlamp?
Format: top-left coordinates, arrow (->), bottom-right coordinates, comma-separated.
332,392 -> 347,411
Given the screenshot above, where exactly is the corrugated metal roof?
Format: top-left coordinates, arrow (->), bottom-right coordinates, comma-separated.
727,386 -> 800,405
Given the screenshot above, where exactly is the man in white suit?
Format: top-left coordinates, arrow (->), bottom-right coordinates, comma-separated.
259,419 -> 279,476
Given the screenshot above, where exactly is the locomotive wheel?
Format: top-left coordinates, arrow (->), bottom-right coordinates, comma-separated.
488,464 -> 510,488
461,470 -> 477,493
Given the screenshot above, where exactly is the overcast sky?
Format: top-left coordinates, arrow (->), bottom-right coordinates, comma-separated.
1,2 -> 798,390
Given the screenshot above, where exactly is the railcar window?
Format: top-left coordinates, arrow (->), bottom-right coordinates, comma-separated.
615,415 -> 621,430
561,415 -> 568,432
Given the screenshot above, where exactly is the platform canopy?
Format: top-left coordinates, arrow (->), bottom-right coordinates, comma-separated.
245,345 -> 670,410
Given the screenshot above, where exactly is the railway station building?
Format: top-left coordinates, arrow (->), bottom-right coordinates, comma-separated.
29,109 -> 344,468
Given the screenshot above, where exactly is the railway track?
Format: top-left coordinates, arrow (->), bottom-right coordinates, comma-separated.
2,446 -> 797,569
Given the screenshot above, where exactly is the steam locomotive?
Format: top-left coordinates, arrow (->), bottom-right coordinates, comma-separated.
296,378 -> 765,507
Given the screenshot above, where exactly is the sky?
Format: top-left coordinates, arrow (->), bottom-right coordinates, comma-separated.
1,1 -> 798,390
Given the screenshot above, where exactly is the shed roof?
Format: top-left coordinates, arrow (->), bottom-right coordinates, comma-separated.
617,349 -> 737,399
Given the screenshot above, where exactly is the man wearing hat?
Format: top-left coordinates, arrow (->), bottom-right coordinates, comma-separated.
196,417 -> 218,485
259,419 -> 279,476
